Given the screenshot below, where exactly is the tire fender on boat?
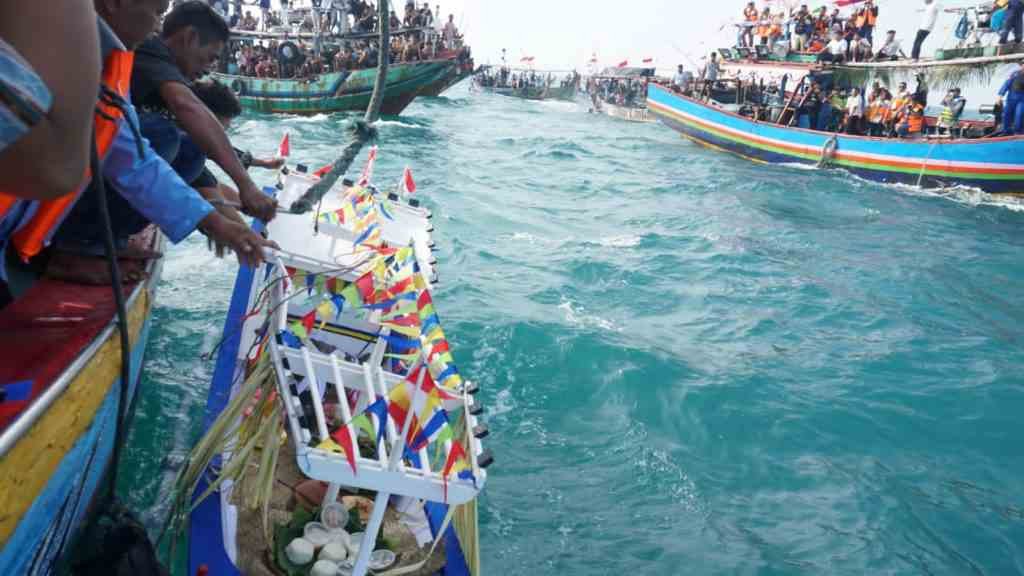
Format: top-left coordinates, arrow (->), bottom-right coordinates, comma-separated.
819,135 -> 838,168
230,78 -> 246,96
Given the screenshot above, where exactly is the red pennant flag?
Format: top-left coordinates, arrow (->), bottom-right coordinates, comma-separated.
642,57 -> 654,64
330,427 -> 358,475
325,277 -> 339,293
520,56 -> 534,63
279,132 -> 290,157
401,167 -> 416,195
359,147 -> 377,186
355,272 -> 375,301
313,162 -> 333,178
301,310 -> 316,334
442,441 -> 468,502
617,60 -> 629,68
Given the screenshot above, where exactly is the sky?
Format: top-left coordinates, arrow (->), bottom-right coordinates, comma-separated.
420,0 -> 966,72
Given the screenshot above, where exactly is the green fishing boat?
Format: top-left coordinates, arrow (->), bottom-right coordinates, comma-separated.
212,60 -> 454,115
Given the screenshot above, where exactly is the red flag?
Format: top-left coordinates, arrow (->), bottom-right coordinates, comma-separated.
278,132 -> 290,157
401,167 -> 416,195
313,162 -> 333,178
442,441 -> 468,502
520,56 -> 534,63
301,310 -> 316,334
642,57 -> 654,64
617,60 -> 629,68
330,426 -> 358,475
359,147 -> 377,186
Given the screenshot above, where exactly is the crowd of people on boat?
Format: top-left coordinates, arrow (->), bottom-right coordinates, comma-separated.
0,1 -> 282,308
475,69 -> 581,93
225,32 -> 469,80
587,77 -> 650,109
731,0 -> 1024,63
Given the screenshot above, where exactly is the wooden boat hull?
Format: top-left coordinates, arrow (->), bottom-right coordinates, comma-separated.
648,83 -> 1024,195
477,83 -> 577,102
0,232 -> 162,575
212,60 -> 454,115
418,61 -> 474,97
596,101 -> 654,123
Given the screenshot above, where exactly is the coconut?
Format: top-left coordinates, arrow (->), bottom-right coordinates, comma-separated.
319,540 -> 348,564
310,559 -> 338,576
285,538 -> 314,565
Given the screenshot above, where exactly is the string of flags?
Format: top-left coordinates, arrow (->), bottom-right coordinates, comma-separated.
274,149 -> 473,498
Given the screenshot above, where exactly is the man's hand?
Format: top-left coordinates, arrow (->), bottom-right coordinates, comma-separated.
239,182 -> 278,222
198,212 -> 279,268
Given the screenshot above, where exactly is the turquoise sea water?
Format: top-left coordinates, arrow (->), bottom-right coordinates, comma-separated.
119,84 -> 1024,575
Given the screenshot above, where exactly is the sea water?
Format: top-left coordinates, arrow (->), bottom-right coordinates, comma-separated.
119,84 -> 1024,575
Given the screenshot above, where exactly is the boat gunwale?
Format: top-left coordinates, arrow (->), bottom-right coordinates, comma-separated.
648,83 -> 1024,147
0,236 -> 160,459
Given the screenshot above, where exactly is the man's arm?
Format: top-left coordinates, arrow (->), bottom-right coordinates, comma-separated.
159,81 -> 277,221
105,103 -> 276,267
0,1 -> 100,200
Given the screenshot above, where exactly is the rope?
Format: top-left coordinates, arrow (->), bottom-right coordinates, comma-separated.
917,139 -> 940,188
92,131 -> 133,502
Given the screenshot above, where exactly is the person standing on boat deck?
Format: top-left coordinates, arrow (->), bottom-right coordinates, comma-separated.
741,2 -> 758,48
1000,0 -> 1024,45
857,1 -> 879,44
912,0 -> 941,61
130,2 -> 276,222
997,62 -> 1024,134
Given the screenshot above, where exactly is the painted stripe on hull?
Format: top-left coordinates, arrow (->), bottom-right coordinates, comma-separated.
648,85 -> 1024,194
0,313 -> 153,576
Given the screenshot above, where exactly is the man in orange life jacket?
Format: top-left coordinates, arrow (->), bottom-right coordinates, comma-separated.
0,2 -> 103,305
42,0 -> 277,286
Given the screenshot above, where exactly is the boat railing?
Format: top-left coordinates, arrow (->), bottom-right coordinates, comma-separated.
265,255 -> 486,505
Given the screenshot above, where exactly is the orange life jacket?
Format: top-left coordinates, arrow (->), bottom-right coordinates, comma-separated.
758,19 -> 771,37
0,48 -> 135,262
906,104 -> 925,133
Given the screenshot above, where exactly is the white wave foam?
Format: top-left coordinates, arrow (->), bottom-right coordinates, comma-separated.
374,120 -> 420,129
558,299 -> 618,332
596,234 -> 641,248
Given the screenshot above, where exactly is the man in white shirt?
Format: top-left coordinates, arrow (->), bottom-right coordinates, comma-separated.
912,0 -> 940,60
673,64 -> 688,91
875,29 -> 905,60
824,33 -> 848,62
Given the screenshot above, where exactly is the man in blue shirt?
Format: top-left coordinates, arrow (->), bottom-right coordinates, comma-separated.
47,0 -> 276,285
998,62 -> 1024,134
1001,0 -> 1024,45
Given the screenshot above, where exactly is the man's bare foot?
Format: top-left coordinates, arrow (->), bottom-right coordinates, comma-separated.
45,251 -> 150,286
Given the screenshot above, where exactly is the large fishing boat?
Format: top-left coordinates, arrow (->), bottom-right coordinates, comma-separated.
183,155 -> 489,576
648,82 -> 1024,195
213,60 -> 454,115
0,229 -> 162,575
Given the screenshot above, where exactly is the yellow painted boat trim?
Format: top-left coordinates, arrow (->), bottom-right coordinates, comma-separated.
0,288 -> 151,546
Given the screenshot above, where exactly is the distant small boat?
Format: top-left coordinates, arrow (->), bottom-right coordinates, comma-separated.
473,66 -> 579,102
587,66 -> 656,123
648,83 -> 1024,195
0,228 -> 162,575
213,60 -> 455,115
